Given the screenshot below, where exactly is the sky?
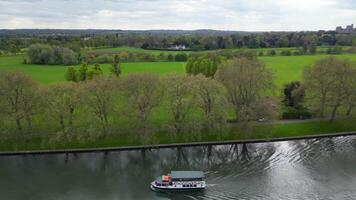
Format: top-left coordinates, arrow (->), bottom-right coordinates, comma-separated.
0,0 -> 356,31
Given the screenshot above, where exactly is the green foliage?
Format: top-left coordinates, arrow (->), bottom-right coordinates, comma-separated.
87,64 -> 103,80
280,50 -> 292,56
111,55 -> 121,77
268,50 -> 276,56
66,67 -> 78,82
326,46 -> 343,54
185,54 -> 224,77
174,53 -> 188,62
281,81 -> 311,119
27,44 -> 78,65
78,63 -> 88,81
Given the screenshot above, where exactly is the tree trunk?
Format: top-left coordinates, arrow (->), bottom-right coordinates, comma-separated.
25,115 -> 32,132
346,104 -> 354,117
59,115 -> 65,133
67,107 -> 74,135
329,105 -> 339,122
15,118 -> 22,134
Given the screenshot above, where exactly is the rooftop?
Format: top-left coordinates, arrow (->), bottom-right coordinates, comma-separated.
171,171 -> 205,179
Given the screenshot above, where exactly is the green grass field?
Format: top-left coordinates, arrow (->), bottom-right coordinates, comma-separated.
1,54 -> 356,88
0,56 -> 185,84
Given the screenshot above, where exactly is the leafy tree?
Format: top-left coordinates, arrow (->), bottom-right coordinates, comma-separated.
111,55 -> 121,77
185,54 -> 224,77
66,67 -> 78,82
167,54 -> 174,61
78,63 -> 88,81
0,72 -> 39,135
281,81 -> 311,119
175,53 -> 188,62
215,57 -> 275,121
120,73 -> 162,136
304,56 -> 355,121
193,75 -> 227,133
27,44 -> 78,65
42,82 -> 81,136
81,77 -> 117,136
163,74 -> 196,134
87,63 -> 103,80
268,50 -> 276,56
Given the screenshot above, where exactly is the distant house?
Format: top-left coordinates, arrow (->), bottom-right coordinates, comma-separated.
170,44 -> 187,50
336,24 -> 356,34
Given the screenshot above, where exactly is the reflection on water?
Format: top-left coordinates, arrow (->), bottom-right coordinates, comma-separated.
1,136 -> 356,200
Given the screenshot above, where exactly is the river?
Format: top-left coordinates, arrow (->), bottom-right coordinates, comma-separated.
1,136 -> 356,200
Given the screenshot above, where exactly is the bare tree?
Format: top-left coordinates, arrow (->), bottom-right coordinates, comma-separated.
303,57 -> 340,117
81,77 -> 117,136
120,73 -> 162,134
344,68 -> 356,117
304,57 -> 355,121
42,82 -> 81,136
0,72 -> 39,136
327,59 -> 354,121
162,74 -> 196,135
193,74 -> 227,133
215,57 -> 275,121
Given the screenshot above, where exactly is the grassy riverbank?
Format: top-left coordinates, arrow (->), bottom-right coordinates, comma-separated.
1,119 -> 355,152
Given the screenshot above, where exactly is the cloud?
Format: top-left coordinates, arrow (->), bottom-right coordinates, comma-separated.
0,0 -> 355,31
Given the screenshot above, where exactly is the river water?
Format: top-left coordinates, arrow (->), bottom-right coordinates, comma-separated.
1,136 -> 356,200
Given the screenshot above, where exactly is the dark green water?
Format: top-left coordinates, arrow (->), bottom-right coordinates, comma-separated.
1,136 -> 356,200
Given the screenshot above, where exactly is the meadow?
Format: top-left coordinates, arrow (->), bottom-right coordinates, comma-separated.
1,53 -> 356,89
1,52 -> 356,152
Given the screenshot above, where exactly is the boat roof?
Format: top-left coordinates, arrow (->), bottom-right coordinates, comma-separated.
171,171 -> 205,179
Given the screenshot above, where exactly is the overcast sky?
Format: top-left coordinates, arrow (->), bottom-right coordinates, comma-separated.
0,0 -> 355,31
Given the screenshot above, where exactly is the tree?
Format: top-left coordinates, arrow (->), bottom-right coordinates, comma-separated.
66,67 -> 78,82
215,57 -> 275,121
344,68 -> 356,117
282,81 -> 305,107
193,75 -> 227,132
327,59 -> 354,121
87,63 -> 103,80
185,54 -> 224,77
163,74 -> 196,134
78,63 -> 88,81
42,82 -> 81,136
120,73 -> 162,135
81,77 -> 117,136
304,57 -> 354,121
167,54 -> 174,61
281,81 -> 311,119
27,44 -> 78,65
175,53 -> 188,62
111,55 -> 121,77
0,72 -> 39,135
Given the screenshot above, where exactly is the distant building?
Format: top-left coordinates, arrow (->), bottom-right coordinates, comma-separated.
170,44 -> 186,50
336,24 -> 356,34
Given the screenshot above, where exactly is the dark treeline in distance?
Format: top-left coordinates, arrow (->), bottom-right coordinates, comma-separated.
2,29 -> 356,56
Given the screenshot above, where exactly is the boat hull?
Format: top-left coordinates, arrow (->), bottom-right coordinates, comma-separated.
150,183 -> 205,192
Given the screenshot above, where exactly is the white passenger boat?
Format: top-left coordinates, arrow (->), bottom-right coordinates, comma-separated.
150,171 -> 206,192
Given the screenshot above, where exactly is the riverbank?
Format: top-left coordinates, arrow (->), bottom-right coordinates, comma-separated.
0,119 -> 355,156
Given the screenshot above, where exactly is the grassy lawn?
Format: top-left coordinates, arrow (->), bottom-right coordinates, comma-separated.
0,56 -> 185,84
1,54 -> 356,88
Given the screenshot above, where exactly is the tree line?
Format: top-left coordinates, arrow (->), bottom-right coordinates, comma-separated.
2,30 -> 356,55
0,56 -> 355,144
